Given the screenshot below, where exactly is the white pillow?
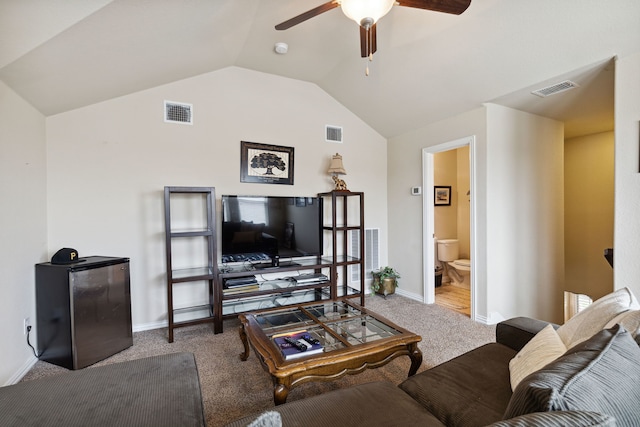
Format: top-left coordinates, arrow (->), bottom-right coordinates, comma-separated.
605,309 -> 640,338
509,324 -> 567,391
556,287 -> 639,348
247,411 -> 282,427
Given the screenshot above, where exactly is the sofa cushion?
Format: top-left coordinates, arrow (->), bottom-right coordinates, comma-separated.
399,343 -> 516,427
224,381 -> 445,427
488,411 -> 615,427
556,287 -> 639,348
509,324 -> 566,391
504,324 -> 640,427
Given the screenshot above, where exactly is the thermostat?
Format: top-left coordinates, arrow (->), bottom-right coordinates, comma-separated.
411,187 -> 422,196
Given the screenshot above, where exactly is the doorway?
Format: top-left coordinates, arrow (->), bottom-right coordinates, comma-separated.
422,136 -> 477,319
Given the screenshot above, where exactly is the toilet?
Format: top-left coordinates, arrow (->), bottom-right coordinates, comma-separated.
436,239 -> 471,287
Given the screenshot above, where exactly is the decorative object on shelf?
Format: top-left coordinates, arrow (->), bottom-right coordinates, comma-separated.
434,185 -> 452,206
371,266 -> 400,298
240,141 -> 294,185
327,152 -> 348,191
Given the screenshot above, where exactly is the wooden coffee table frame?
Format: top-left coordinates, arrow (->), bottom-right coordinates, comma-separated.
239,300 -> 423,405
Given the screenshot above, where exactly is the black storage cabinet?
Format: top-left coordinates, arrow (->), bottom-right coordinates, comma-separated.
35,256 -> 133,369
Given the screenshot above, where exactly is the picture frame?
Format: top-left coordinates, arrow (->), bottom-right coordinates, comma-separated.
434,186 -> 452,206
240,141 -> 294,185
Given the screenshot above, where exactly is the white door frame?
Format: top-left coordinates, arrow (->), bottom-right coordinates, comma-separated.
422,136 -> 477,320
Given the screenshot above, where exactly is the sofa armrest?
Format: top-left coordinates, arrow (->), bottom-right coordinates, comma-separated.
496,317 -> 559,352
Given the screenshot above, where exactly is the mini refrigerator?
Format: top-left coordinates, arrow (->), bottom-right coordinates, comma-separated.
35,256 -> 133,369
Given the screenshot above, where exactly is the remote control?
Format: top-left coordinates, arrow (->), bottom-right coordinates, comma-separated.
284,337 -> 307,352
302,334 -> 320,345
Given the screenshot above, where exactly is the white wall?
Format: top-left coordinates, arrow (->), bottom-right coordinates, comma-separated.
614,53 -> 640,297
485,104 -> 565,323
0,81 -> 48,385
389,105 -> 564,323
388,108 -> 488,309
45,66 -> 388,331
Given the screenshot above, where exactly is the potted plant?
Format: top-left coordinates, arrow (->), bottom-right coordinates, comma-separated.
371,266 -> 400,297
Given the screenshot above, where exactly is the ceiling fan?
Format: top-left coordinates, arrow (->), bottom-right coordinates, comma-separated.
275,0 -> 471,60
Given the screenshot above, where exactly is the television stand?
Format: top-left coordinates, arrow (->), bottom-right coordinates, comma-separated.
215,257 -> 336,332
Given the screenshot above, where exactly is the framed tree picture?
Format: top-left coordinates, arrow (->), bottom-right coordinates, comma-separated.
434,186 -> 451,206
240,141 -> 294,185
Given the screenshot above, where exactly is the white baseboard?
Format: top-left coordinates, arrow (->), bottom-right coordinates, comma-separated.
394,287 -> 424,302
132,320 -> 167,333
5,355 -> 38,386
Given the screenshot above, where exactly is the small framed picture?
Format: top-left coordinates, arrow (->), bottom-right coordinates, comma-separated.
434,186 -> 451,206
240,141 -> 294,185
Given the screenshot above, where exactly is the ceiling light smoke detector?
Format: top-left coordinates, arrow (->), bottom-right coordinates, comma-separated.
274,42 -> 288,54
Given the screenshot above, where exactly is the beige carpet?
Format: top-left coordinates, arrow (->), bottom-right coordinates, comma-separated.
21,295 -> 495,426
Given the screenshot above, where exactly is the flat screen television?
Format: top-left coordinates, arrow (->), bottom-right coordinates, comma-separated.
221,195 -> 323,267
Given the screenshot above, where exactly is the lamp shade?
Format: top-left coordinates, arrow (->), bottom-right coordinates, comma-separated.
327,153 -> 347,175
341,0 -> 395,26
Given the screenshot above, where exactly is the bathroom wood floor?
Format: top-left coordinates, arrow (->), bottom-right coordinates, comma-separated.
435,282 -> 471,316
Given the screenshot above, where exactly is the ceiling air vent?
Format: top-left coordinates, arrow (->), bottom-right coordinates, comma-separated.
325,125 -> 343,143
531,80 -> 579,98
164,101 -> 193,124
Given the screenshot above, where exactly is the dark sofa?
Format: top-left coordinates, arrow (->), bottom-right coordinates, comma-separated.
0,352 -> 206,427
227,316 -> 640,427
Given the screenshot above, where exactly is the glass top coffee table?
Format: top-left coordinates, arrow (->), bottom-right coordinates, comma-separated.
238,300 -> 422,405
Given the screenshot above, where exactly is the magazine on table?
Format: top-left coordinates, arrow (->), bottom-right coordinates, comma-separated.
272,330 -> 323,360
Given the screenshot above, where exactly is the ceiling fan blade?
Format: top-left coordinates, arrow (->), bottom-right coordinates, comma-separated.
359,23 -> 377,58
396,0 -> 471,15
275,1 -> 340,30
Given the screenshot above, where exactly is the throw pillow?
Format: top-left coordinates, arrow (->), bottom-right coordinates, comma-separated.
509,324 -> 567,391
488,411 -> 615,427
605,309 -> 640,338
556,287 -> 639,348
504,324 -> 640,427
247,411 -> 282,427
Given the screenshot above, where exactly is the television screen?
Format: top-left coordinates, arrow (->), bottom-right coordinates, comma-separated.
221,195 -> 323,264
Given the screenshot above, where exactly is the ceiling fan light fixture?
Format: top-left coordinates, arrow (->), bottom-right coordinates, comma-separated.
340,0 -> 395,27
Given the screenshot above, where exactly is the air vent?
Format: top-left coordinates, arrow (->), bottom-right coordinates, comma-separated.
531,80 -> 579,98
164,101 -> 193,124
326,125 -> 343,143
349,228 -> 380,283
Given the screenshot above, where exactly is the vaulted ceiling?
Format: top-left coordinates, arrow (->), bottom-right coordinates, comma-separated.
2,0 -> 638,138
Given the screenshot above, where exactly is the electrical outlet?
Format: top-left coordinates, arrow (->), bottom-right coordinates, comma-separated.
24,317 -> 31,335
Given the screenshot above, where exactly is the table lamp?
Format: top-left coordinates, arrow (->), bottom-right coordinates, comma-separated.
327,153 -> 348,191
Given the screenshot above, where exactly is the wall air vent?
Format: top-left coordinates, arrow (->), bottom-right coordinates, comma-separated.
349,228 -> 380,283
326,125 -> 343,143
531,80 -> 579,98
164,101 -> 193,124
